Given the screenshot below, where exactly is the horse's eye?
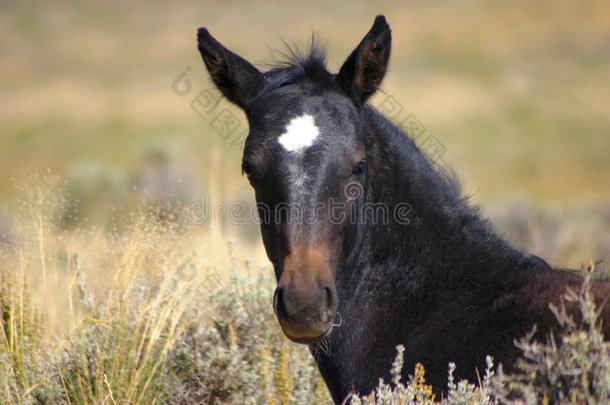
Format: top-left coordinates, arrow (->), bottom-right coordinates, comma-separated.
352,160 -> 366,178
242,162 -> 258,183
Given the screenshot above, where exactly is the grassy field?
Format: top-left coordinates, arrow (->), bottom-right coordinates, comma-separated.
1,177 -> 608,404
1,0 -> 609,403
1,1 -> 609,202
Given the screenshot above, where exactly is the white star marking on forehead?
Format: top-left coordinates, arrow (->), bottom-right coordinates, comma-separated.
278,114 -> 319,152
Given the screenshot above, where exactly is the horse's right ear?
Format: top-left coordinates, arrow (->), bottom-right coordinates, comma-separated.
337,16 -> 391,104
197,28 -> 265,110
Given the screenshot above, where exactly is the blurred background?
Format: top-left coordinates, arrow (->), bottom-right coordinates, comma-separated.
1,0 -> 609,268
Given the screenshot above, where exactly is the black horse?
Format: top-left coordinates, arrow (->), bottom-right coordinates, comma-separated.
197,16 -> 610,403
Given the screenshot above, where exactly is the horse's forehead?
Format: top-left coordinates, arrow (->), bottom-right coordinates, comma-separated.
247,91 -> 360,156
277,114 -> 320,153
275,100 -> 357,147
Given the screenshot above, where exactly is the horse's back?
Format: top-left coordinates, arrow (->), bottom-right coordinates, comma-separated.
508,264 -> 610,347
397,261 -> 610,391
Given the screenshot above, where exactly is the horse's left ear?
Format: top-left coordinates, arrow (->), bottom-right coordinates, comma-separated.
337,15 -> 391,104
197,28 -> 266,109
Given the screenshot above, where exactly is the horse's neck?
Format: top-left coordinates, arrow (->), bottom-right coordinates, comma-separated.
345,107 -> 529,296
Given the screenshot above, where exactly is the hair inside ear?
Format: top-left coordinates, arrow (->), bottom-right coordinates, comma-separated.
337,15 -> 391,104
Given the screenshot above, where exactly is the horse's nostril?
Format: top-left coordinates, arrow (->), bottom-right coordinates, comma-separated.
324,286 -> 335,308
274,287 -> 286,317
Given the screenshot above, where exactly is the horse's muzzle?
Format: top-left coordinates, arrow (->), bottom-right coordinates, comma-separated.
273,282 -> 338,344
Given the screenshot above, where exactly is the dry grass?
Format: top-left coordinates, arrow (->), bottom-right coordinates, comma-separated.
0,171 -> 607,403
1,1 -> 609,403
0,174 -> 330,404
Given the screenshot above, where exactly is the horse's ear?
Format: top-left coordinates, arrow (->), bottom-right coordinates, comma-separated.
197,28 -> 265,109
337,15 -> 391,104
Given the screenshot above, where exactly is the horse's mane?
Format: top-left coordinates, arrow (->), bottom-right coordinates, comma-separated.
259,37 -> 330,97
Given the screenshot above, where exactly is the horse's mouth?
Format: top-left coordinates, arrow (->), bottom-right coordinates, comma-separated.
281,323 -> 334,345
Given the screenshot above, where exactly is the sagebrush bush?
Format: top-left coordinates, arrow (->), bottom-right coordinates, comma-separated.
490,262 -> 610,404
0,176 -> 331,404
1,176 -> 608,404
345,345 -> 496,405
162,240 -> 327,404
